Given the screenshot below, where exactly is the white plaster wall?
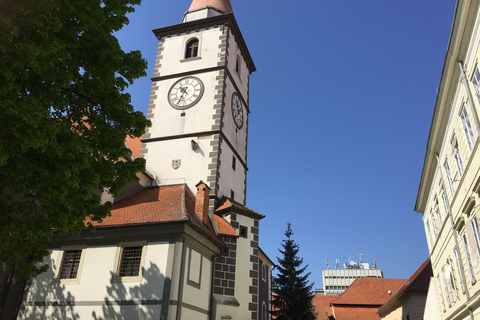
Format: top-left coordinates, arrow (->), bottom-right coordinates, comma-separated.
424,278 -> 441,320
226,30 -> 250,100
217,141 -> 246,203
144,135 -> 215,190
233,215 -> 257,319
182,248 -> 212,310
158,28 -> 223,77
420,8 -> 480,319
21,242 -> 170,319
147,72 -> 219,138
222,77 -> 248,162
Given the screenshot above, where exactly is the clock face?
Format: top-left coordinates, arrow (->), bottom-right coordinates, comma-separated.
232,93 -> 243,129
168,77 -> 204,109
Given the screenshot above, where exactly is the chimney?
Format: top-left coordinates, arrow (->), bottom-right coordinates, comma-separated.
195,181 -> 211,226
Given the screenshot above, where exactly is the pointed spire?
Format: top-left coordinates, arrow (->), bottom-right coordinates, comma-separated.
188,0 -> 233,13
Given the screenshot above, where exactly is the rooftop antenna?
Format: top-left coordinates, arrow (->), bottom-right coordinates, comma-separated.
360,253 -> 363,264
373,260 -> 377,269
326,260 -> 329,269
335,259 -> 339,269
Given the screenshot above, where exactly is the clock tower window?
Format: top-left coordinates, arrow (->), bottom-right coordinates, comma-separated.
185,38 -> 199,58
235,54 -> 241,77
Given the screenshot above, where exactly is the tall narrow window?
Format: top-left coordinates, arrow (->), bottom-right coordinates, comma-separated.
185,39 -> 199,58
472,65 -> 480,103
462,234 -> 476,283
461,104 -> 475,150
454,148 -> 464,177
434,198 -> 442,231
232,155 -> 236,171
442,266 -> 451,306
426,220 -> 435,249
471,217 -> 480,256
454,247 -> 466,294
441,186 -> 450,214
445,160 -> 455,196
118,246 -> 143,277
445,259 -> 459,303
59,250 -> 82,279
235,54 -> 241,77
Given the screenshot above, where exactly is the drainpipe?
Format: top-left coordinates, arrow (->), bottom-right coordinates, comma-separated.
458,61 -> 480,136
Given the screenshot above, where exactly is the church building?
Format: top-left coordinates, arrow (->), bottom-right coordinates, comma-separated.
15,1 -> 271,319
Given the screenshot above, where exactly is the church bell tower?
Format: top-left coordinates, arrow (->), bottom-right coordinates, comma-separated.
140,0 -> 255,208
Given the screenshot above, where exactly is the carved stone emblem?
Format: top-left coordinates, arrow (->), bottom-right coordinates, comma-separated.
172,159 -> 181,170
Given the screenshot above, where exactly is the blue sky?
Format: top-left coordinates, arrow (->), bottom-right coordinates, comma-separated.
116,0 -> 457,288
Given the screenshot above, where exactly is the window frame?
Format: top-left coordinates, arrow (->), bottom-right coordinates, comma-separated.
460,103 -> 475,151
462,233 -> 476,284
185,38 -> 200,59
113,242 -> 146,282
445,160 -> 455,196
55,246 -> 86,283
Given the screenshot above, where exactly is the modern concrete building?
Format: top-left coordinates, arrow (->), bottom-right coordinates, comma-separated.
14,1 -> 272,319
322,257 -> 383,295
414,0 -> 480,319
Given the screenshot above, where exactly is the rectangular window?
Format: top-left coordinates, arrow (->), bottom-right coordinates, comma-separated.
472,65 -> 480,103
441,186 -> 450,214
232,155 -> 236,171
118,246 -> 143,277
462,234 -> 476,283
434,198 -> 442,231
454,247 -> 466,294
471,218 -> 480,256
461,104 -> 475,150
445,160 -> 455,196
454,148 -> 464,177
240,225 -> 248,238
262,263 -> 267,282
59,250 -> 82,279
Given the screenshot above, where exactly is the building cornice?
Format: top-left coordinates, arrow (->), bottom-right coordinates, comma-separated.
152,13 -> 256,74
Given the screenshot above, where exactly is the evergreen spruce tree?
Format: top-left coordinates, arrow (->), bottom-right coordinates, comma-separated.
272,223 -> 317,320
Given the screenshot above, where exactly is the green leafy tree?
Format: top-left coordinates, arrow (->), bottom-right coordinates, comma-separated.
0,0 -> 150,277
272,223 -> 317,320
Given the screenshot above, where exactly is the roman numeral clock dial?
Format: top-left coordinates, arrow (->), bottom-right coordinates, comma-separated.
232,93 -> 243,129
168,77 -> 204,109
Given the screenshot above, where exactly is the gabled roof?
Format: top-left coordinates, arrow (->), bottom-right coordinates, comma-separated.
215,197 -> 264,219
332,278 -> 406,306
377,258 -> 432,315
213,215 -> 238,237
88,185 -> 225,248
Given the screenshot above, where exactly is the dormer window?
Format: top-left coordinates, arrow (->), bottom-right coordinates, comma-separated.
185,38 -> 199,58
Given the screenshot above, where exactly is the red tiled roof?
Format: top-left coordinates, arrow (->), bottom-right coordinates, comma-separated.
378,258 -> 432,315
215,197 -> 263,218
125,135 -> 142,159
312,295 -> 337,318
332,306 -> 382,320
332,278 -> 406,306
88,185 -> 225,248
214,215 -> 238,236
